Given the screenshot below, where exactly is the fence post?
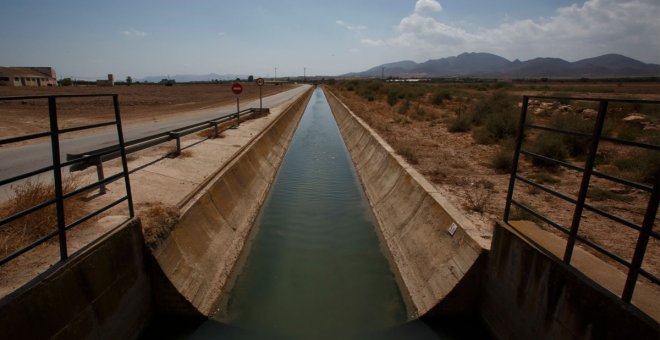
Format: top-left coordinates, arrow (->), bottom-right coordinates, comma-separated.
113,95 -> 134,218
622,176 -> 659,302
504,96 -> 529,222
48,96 -> 68,261
95,158 -> 106,194
564,100 -> 608,264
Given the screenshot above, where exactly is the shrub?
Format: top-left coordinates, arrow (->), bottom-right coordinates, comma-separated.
530,132 -> 568,168
430,89 -> 452,105
398,100 -> 411,115
387,90 -> 398,106
0,178 -> 81,259
463,179 -> 495,213
448,104 -> 473,132
396,145 -> 419,164
550,112 -> 593,157
614,149 -> 660,184
491,140 -> 515,173
472,108 -> 518,144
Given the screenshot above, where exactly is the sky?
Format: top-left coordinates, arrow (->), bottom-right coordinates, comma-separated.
1,0 -> 659,80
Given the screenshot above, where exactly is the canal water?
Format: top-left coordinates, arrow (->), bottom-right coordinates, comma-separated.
211,88 -> 434,339
143,88 -> 488,339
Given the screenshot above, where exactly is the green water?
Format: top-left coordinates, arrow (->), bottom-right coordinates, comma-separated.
213,88 -> 423,339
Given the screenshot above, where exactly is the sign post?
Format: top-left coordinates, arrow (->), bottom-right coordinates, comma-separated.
231,82 -> 243,126
255,77 -> 265,110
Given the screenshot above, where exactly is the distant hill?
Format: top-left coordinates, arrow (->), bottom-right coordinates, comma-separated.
343,53 -> 660,78
139,73 -> 249,83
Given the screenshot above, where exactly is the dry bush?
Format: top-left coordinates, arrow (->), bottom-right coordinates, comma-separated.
140,203 -> 179,250
0,177 -> 82,259
462,179 -> 495,214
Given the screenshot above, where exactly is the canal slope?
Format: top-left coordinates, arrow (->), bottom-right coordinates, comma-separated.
213,88 -> 423,339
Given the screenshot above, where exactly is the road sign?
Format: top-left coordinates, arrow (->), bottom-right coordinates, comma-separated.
231,82 -> 243,95
255,78 -> 265,86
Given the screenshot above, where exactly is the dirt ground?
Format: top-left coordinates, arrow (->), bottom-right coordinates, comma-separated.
327,81 -> 660,285
0,83 -> 295,139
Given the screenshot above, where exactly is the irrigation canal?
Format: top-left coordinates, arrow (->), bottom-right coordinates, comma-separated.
144,88 -> 487,339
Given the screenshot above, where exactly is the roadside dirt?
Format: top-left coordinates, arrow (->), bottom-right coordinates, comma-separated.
327,82 -> 660,283
0,83 -> 295,139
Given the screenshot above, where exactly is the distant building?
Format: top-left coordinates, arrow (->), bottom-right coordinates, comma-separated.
96,74 -> 114,87
0,67 -> 57,87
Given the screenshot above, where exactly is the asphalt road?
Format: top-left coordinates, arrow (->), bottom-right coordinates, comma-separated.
0,84 -> 311,182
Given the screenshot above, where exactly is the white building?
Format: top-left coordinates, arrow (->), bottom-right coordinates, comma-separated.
0,67 -> 57,87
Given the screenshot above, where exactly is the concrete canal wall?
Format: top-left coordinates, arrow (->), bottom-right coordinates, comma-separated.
150,87 -> 313,316
324,87 -> 490,317
0,219 -> 150,340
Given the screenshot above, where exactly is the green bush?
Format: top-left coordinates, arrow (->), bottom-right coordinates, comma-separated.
387,90 -> 398,106
472,109 -> 518,144
430,89 -> 453,105
448,109 -> 473,133
530,133 -> 568,168
549,113 -> 593,157
492,142 -> 514,174
614,149 -> 660,184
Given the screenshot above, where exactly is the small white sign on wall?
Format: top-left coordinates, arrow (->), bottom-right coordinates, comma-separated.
447,222 -> 458,237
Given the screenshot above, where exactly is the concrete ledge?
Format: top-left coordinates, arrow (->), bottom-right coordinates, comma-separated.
151,87 -> 313,316
482,221 -> 659,339
323,87 -> 489,317
0,218 -> 150,340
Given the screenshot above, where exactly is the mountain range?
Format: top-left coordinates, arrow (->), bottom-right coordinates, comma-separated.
139,73 -> 249,83
344,53 -> 660,78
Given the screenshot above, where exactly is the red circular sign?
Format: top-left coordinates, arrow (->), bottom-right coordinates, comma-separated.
231,82 -> 243,95
255,78 -> 265,86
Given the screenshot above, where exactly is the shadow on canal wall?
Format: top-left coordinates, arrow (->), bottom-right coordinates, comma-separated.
149,87 -> 313,316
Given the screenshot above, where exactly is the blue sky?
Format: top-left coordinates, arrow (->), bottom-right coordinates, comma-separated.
1,0 -> 658,79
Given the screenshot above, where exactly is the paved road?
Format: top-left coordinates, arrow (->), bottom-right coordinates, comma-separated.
0,85 -> 311,182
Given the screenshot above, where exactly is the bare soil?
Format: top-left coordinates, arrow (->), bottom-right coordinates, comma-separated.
327,81 -> 660,283
0,83 -> 295,139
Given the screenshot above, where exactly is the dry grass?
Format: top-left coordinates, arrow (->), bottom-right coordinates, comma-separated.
462,179 -> 495,214
139,203 -> 179,250
0,177 -> 84,259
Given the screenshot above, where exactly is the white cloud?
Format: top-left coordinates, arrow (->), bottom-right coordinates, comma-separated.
121,29 -> 147,38
361,0 -> 660,63
414,0 -> 442,14
336,19 -> 367,31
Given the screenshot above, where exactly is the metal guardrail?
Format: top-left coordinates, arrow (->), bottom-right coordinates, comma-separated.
503,95 -> 659,303
0,94 -> 134,266
65,107 -> 269,190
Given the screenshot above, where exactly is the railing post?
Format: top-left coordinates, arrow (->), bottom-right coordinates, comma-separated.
622,176 -> 659,302
113,95 -> 134,218
504,96 -> 529,222
564,100 -> 608,264
95,160 -> 106,194
48,96 -> 68,261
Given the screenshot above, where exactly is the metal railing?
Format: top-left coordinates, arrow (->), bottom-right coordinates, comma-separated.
504,95 -> 659,303
65,107 -> 269,186
0,94 -> 134,266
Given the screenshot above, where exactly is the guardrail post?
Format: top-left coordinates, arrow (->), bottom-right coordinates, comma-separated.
209,122 -> 219,138
504,96 -> 529,222
564,100 -> 608,264
48,96 -> 68,261
622,176 -> 659,302
95,157 -> 106,194
168,132 -> 181,157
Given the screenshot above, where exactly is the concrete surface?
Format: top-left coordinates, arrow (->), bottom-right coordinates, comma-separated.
324,87 -> 490,317
482,220 -> 659,339
150,87 -> 313,316
0,218 -> 150,340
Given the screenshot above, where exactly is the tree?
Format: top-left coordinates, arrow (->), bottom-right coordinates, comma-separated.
126,76 -> 133,86
247,75 -> 254,82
